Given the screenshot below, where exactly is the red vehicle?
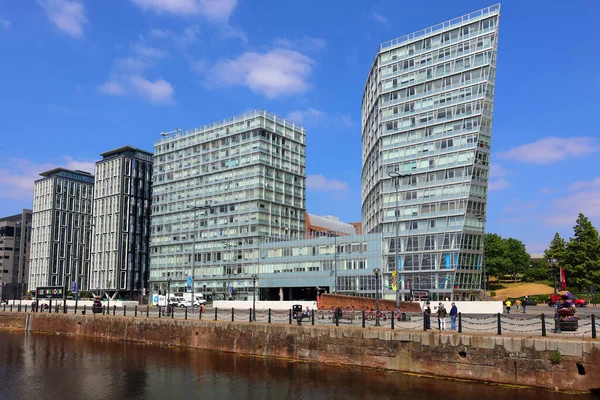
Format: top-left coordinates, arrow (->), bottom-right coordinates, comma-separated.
548,292 -> 588,307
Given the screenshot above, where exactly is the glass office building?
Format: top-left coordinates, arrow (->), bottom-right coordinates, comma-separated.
149,110 -> 306,299
361,5 -> 500,300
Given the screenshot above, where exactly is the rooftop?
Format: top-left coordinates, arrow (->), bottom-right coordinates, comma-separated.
100,145 -> 153,159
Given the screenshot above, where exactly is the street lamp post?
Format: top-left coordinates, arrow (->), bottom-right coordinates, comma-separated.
374,268 -> 381,327
326,230 -> 338,294
476,215 -> 487,300
251,274 -> 258,322
167,278 -> 172,308
549,258 -> 561,334
387,172 -> 410,307
187,202 -> 211,306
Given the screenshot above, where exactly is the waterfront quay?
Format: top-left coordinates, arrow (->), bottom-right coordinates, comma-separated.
1,310 -> 599,393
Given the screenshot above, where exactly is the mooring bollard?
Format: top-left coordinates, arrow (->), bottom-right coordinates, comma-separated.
541,313 -> 547,337
497,313 -> 502,335
458,312 -> 462,333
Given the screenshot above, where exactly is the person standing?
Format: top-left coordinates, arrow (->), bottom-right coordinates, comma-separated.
505,299 -> 512,314
515,298 -> 522,312
423,301 -> 431,330
449,302 -> 458,330
437,303 -> 448,330
522,296 -> 528,313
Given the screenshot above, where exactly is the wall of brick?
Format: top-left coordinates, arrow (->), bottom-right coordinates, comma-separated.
318,294 -> 422,313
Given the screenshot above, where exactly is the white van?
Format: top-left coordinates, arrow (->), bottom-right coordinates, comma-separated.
172,292 -> 206,307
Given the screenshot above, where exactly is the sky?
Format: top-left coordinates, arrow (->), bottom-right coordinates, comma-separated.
0,0 -> 599,255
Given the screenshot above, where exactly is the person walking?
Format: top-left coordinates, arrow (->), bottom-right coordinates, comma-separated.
437,303 -> 448,330
423,301 -> 431,330
522,296 -> 528,313
505,299 -> 512,314
449,302 -> 458,330
515,299 -> 522,312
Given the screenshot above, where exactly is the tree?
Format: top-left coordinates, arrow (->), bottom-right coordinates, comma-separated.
523,259 -> 551,282
484,233 -> 529,280
564,213 -> 600,291
544,233 -> 567,264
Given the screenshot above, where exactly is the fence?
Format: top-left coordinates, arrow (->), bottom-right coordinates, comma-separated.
2,302 -> 598,339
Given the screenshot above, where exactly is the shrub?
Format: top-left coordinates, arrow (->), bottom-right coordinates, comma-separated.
490,291 -> 496,297
550,350 -> 562,365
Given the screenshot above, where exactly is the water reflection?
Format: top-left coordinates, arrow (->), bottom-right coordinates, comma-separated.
0,331 -> 592,400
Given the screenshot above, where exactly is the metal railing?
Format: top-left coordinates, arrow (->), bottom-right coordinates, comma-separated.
4,303 -> 598,339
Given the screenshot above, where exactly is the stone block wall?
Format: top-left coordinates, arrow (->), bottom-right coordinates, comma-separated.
319,294 -> 422,313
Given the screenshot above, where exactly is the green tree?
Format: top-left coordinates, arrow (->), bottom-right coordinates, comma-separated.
523,259 -> 551,282
504,237 -> 530,279
544,232 -> 568,264
564,213 -> 600,291
484,234 -> 529,280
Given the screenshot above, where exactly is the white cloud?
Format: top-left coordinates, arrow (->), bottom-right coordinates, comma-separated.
129,76 -> 174,104
568,177 -> 600,192
190,59 -> 207,73
130,0 -> 237,20
307,175 -> 349,193
286,108 -> 355,129
274,36 -> 327,52
496,137 -> 598,164
38,0 -> 87,38
97,81 -> 125,96
0,17 -> 11,31
150,25 -> 200,46
368,11 -> 388,25
538,176 -> 600,227
208,49 -> 314,99
0,157 -> 95,201
488,178 -> 509,191
489,162 -> 507,178
132,43 -> 168,59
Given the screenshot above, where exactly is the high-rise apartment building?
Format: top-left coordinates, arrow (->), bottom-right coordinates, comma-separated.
361,5 -> 500,300
28,168 -> 94,291
150,110 -> 306,299
89,146 -> 153,299
0,209 -> 32,300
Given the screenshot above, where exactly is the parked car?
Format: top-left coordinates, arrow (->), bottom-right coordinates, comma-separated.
547,293 -> 588,307
0,300 -> 7,306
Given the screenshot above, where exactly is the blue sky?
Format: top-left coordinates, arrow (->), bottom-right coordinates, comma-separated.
0,0 -> 599,254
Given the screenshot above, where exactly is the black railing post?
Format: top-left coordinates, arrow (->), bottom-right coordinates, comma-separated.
268,308 -> 271,324
83,305 -> 86,315
158,306 -> 162,318
391,311 -> 395,329
74,302 -> 77,315
541,313 -> 547,337
135,306 -> 138,317
592,314 -> 596,339
49,300 -> 52,313
214,307 -> 218,321
311,309 -> 315,326
171,306 -> 174,319
362,310 -> 365,328
113,305 -> 116,316
497,313 -> 502,335
102,305 -> 105,315
124,305 -> 127,316
249,308 -> 252,323
146,305 -> 149,318
185,307 -> 188,320
289,309 -> 292,325
335,313 -> 339,327
232,307 -> 235,322
458,312 -> 462,333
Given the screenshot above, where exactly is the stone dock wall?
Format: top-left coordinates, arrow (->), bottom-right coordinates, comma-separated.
1,312 -> 598,393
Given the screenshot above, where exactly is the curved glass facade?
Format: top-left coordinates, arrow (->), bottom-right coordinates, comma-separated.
361,5 -> 500,300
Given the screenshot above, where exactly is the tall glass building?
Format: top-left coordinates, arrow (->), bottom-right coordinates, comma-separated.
361,5 -> 500,300
149,110 -> 306,299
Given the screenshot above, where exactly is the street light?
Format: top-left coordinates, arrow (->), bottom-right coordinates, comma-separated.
167,278 -> 172,307
388,171 -> 411,307
251,274 -> 258,322
476,214 -> 487,300
326,230 -> 338,294
548,258 -> 561,334
374,268 -> 381,327
187,201 -> 211,304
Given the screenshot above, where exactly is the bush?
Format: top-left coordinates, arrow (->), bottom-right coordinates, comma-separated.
490,291 -> 497,297
550,350 -> 562,365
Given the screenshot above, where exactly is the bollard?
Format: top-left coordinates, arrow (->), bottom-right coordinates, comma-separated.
232,307 -> 235,322
289,309 -> 292,325
135,306 -> 138,317
362,310 -> 366,328
249,308 -> 252,323
74,302 -> 77,315
146,305 -> 149,318
497,313 -> 502,335
311,309 -> 315,326
102,305 -> 105,315
214,307 -> 218,321
391,311 -> 395,329
185,307 -> 188,320
113,305 -> 116,316
268,308 -> 271,324
592,315 -> 596,339
63,301 -> 67,314
541,313 -> 547,337
335,313 -> 339,327
124,305 -> 127,316
171,306 -> 174,319
199,307 -> 202,320
158,306 -> 162,318
83,305 -> 86,315
458,312 -> 462,333
49,300 -> 52,313
56,303 -> 59,313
